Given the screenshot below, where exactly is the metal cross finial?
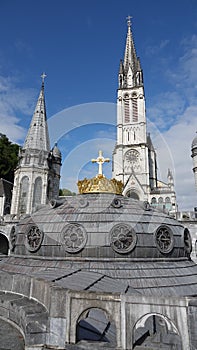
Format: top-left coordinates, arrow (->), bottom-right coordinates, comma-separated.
92,150 -> 110,176
41,72 -> 47,84
126,15 -> 132,27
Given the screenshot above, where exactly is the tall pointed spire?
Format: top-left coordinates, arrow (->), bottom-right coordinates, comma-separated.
118,17 -> 143,89
24,73 -> 50,152
123,16 -> 137,74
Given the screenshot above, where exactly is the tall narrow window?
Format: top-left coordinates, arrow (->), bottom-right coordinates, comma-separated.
33,177 -> 42,208
19,176 -> 29,213
124,95 -> 130,123
132,98 -> 138,122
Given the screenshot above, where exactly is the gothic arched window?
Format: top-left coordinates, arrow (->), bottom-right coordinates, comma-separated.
124,94 -> 130,123
19,176 -> 29,213
33,177 -> 42,209
151,197 -> 157,204
132,97 -> 138,122
158,197 -> 163,204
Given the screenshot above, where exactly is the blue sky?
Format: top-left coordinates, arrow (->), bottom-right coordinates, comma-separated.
0,0 -> 197,210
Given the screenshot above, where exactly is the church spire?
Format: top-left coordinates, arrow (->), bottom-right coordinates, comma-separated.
123,16 -> 137,73
23,73 -> 50,152
119,17 -> 143,89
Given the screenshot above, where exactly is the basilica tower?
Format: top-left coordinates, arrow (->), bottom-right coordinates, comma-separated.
112,18 -> 152,200
11,76 -> 61,216
112,19 -> 177,214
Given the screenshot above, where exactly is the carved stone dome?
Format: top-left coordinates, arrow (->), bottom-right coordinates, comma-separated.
14,193 -> 191,260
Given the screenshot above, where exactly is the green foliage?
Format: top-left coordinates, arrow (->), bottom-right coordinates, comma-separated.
59,188 -> 76,196
0,134 -> 19,183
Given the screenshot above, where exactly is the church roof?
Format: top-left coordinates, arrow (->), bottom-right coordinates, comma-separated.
23,79 -> 50,152
15,193 -> 190,262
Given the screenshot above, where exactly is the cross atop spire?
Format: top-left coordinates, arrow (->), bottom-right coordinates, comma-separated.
126,15 -> 132,27
41,72 -> 47,86
92,150 -> 110,176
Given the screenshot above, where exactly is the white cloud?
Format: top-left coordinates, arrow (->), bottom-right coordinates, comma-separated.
146,33 -> 197,211
147,91 -> 185,130
0,75 -> 35,143
145,39 -> 170,56
150,101 -> 197,211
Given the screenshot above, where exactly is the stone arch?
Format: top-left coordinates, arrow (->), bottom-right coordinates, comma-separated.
165,196 -> 171,203
151,197 -> 157,204
76,307 -> 117,347
126,190 -> 140,200
0,232 -> 9,255
132,312 -> 182,349
0,291 -> 48,348
0,316 -> 25,349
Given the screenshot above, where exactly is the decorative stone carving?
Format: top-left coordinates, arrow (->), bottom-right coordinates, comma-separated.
111,198 -> 122,208
143,201 -> 150,211
155,226 -> 174,253
26,225 -> 43,252
78,198 -> 89,208
110,223 -> 137,253
61,223 -> 87,253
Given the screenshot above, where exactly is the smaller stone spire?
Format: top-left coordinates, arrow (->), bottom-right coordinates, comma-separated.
23,74 -> 50,152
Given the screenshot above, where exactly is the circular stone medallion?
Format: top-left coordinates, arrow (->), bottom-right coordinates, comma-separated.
110,223 -> 137,253
155,225 -> 174,254
26,225 -> 44,252
61,223 -> 87,253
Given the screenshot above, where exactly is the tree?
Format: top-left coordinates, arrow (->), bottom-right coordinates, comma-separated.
0,134 -> 19,183
59,188 -> 76,196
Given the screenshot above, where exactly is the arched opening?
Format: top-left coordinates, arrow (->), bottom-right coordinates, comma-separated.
158,197 -> 163,204
76,307 -> 116,347
0,318 -> 25,349
126,190 -> 140,200
151,197 -> 157,205
133,313 -> 182,349
0,232 -> 9,255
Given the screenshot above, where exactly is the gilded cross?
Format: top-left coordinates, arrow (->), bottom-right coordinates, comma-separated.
92,150 -> 110,176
